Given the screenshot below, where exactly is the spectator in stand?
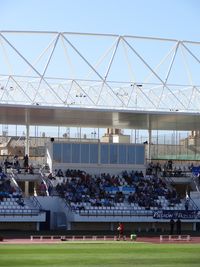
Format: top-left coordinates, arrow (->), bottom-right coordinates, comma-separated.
0,171 -> 7,182
188,163 -> 194,171
23,154 -> 29,172
28,164 -> 34,174
56,169 -> 64,177
4,157 -> 11,173
185,198 -> 189,211
16,196 -> 25,207
39,182 -> 47,196
13,156 -> 21,174
48,172 -> 56,180
168,160 -> 173,170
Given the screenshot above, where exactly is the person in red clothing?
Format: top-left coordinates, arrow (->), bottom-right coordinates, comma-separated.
117,222 -> 125,240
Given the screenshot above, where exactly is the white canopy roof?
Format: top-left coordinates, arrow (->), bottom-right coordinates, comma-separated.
0,104 -> 199,131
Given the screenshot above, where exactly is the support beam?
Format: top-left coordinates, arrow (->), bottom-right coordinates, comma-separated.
147,115 -> 152,162
25,124 -> 30,156
25,181 -> 29,197
148,129 -> 152,163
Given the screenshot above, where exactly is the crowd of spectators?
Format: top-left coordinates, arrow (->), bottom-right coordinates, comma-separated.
0,166 -> 22,202
54,168 -> 182,212
127,175 -> 180,209
2,154 -> 34,175
0,160 -> 191,213
146,161 -> 195,177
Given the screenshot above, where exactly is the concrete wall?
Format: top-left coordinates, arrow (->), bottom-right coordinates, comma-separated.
36,196 -> 73,230
0,222 -> 36,231
70,221 -> 194,233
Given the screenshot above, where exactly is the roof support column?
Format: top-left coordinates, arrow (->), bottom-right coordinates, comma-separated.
148,128 -> 152,163
147,114 -> 152,163
25,124 -> 30,156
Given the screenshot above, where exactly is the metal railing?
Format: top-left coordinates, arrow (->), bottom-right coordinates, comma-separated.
0,208 -> 42,216
75,208 -> 153,217
29,196 -> 42,210
191,174 -> 200,192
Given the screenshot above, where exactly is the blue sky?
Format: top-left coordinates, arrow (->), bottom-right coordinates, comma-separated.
0,0 -> 199,40
0,0 -> 199,138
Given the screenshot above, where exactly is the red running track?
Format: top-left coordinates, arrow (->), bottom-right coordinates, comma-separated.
1,236 -> 200,244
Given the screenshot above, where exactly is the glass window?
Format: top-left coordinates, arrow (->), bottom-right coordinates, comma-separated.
90,144 -> 98,163
72,143 -> 80,163
110,144 -> 118,164
63,143 -> 71,163
127,145 -> 135,164
135,145 -> 145,164
81,144 -> 89,163
100,144 -> 109,164
53,143 -> 62,163
119,145 -> 127,164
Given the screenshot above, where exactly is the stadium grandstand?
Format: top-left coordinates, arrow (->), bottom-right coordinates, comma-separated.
1,31 -> 200,235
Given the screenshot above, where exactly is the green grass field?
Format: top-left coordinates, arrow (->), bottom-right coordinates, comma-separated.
0,242 -> 200,267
